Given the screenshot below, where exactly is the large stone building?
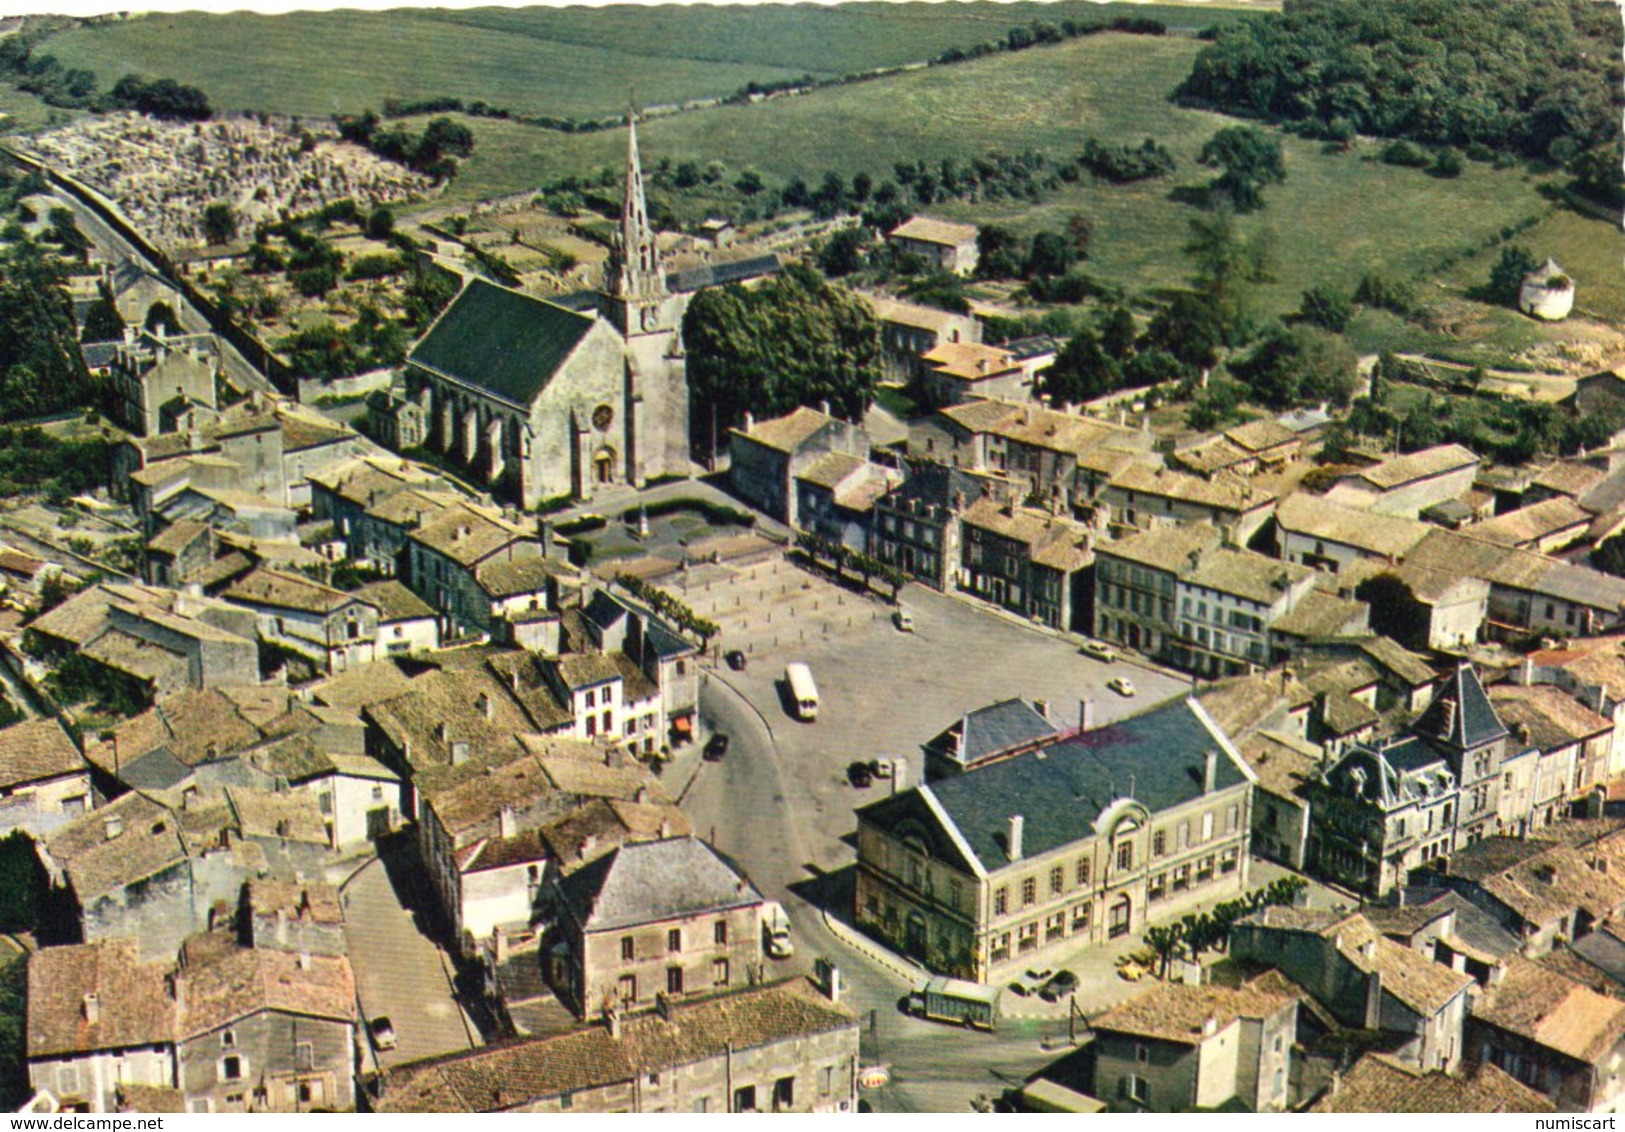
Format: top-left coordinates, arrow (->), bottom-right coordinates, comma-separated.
403,116 -> 689,508
854,697 -> 1253,983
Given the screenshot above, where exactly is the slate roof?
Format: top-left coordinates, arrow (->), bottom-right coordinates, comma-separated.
408,279 -> 597,406
1412,664 -> 1508,752
1472,958 -> 1625,1064
373,978 -> 855,1113
1309,1053 -> 1552,1113
27,941 -> 174,1058
0,718 -> 85,790
1569,922 -> 1625,990
1089,981 -> 1295,1046
556,836 -> 761,933
666,253 -> 781,293
867,698 -> 1247,873
927,697 -> 1060,770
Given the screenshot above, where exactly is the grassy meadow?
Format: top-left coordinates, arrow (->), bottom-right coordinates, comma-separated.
39,2 -> 1261,121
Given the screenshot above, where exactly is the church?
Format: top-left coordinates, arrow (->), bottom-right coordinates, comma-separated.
403,116 -> 692,508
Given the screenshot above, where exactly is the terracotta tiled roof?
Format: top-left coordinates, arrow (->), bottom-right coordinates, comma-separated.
245,880 -> 343,925
177,946 -> 355,1038
43,793 -> 186,900
1309,1053 -> 1552,1113
0,718 -> 85,791
1350,444 -> 1478,491
1470,497 -> 1594,548
1489,684 -> 1612,750
890,215 -> 978,247
1473,958 -> 1625,1064
27,941 -> 174,1058
1275,493 -> 1429,558
353,579 -> 436,622
732,406 -> 834,454
1089,981 -> 1294,1046
374,978 -> 855,1113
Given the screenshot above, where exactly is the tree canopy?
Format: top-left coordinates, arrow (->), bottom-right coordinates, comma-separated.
1179,0 -> 1621,167
0,241 -> 97,422
684,263 -> 881,452
1198,126 -> 1285,212
1230,323 -> 1359,410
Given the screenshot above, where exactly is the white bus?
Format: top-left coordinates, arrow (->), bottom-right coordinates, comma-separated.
785,662 -> 819,721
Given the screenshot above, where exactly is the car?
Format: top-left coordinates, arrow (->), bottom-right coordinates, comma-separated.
704,733 -> 730,761
1079,639 -> 1116,663
1039,970 -> 1079,1002
869,758 -> 894,779
1107,676 -> 1137,697
725,650 -> 747,671
1025,967 -> 1054,983
1006,980 -> 1031,997
1117,960 -> 1146,982
893,608 -> 915,632
369,1016 -> 397,1051
847,760 -> 874,788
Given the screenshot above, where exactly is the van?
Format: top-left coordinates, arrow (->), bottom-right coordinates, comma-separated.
785,663 -> 819,721
761,901 -> 794,958
893,608 -> 915,632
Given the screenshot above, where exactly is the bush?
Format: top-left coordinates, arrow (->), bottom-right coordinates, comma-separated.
1353,272 -> 1416,316
1430,148 -> 1465,178
1380,140 -> 1433,168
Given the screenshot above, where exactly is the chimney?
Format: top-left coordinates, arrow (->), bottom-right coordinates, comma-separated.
577,834 -> 598,861
477,693 -> 494,720
498,806 -> 516,839
816,957 -> 842,1004
83,993 -> 100,1025
1204,750 -> 1217,794
451,740 -> 470,766
103,815 -> 124,841
659,817 -> 672,839
275,907 -> 288,945
743,410 -> 755,432
655,992 -> 672,1021
1008,814 -> 1024,862
605,1003 -> 622,1040
635,786 -> 650,805
493,924 -> 509,965
1361,939 -> 1377,961
820,400 -> 831,417
1033,698 -> 1050,722
1201,1016 -> 1217,1038
168,973 -> 185,1016
1079,698 -> 1095,732
297,951 -> 311,971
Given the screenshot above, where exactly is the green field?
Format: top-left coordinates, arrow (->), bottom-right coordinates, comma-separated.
422,31 -> 1584,332
40,2 -> 1261,121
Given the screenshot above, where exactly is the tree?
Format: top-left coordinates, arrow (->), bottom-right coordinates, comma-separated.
1183,206 -> 1253,325
0,241 -> 96,423
1231,324 -> 1359,409
145,300 -> 183,337
817,228 -> 867,277
1298,286 -> 1352,333
1099,306 -> 1137,359
79,294 -> 124,343
365,205 -> 395,240
1143,291 -> 1225,374
1593,533 -> 1625,578
1198,125 -> 1285,212
1488,245 -> 1537,307
1144,923 -> 1184,979
1064,212 -> 1094,258
201,201 -> 237,245
1024,231 -> 1074,279
976,225 -> 1024,280
1044,327 -> 1121,404
684,263 -> 882,453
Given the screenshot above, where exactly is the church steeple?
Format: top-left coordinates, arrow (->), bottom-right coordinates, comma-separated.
611,110 -> 665,305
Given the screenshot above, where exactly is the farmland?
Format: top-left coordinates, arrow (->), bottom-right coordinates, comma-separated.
37,2 -> 1260,122
413,31 -> 1587,339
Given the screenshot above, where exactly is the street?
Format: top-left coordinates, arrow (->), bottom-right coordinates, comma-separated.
679,574 -> 1189,1111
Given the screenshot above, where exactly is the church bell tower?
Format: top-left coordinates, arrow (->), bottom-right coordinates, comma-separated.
606,111 -> 671,338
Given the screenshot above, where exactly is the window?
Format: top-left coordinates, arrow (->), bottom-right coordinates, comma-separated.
1178,823 -> 1190,850
371,785 -> 384,801
222,1030 -> 237,1049
1148,873 -> 1167,902
1046,911 -> 1066,941
1018,923 -> 1040,953
694,1097 -> 710,1114
560,1093 -> 574,1110
1076,858 -> 1091,886
1109,897 -> 1132,939
734,1085 -> 758,1113
1173,864 -> 1191,892
621,936 -> 635,962
1220,847 -> 1239,875
713,958 -> 730,987
1122,1075 -> 1148,1105
994,887 -> 1008,916
990,932 -> 1011,963
1021,877 -> 1037,906
1136,1044 -> 1149,1064
618,974 -> 637,1003
1196,856 -> 1215,885
1152,830 -> 1166,857
773,1077 -> 795,1112
222,1055 -> 243,1081
295,1041 -> 314,1072
668,928 -> 681,953
666,967 -> 684,995
1049,865 -> 1063,895
318,793 -> 332,815
1226,805 -> 1239,833
56,1066 -> 79,1095
714,920 -> 728,945
298,1081 -> 314,1105
821,1067 -> 835,1096
1116,842 -> 1133,871
585,690 -> 596,709
1072,902 -> 1091,932
1201,812 -> 1214,842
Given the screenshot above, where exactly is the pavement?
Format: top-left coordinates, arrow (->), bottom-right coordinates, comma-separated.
340,841 -> 482,1072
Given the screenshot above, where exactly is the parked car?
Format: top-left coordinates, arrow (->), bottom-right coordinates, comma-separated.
870,758 -> 894,779
847,760 -> 874,788
369,1016 -> 397,1051
704,733 -> 730,761
725,650 -> 748,671
1006,979 -> 1031,997
1107,676 -> 1137,697
1079,639 -> 1116,663
1039,970 -> 1079,1002
893,608 -> 915,632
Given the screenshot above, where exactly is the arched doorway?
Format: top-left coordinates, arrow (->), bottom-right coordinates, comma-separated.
594,447 -> 616,485
1109,894 -> 1132,939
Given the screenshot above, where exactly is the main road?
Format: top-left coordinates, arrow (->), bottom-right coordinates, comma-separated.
680,579 -> 1188,1112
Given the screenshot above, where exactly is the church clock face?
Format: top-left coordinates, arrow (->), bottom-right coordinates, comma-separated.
592,404 -> 615,432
